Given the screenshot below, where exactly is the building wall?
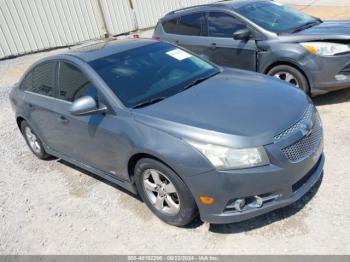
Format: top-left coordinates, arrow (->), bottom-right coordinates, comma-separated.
2,0 -> 349,59
132,0 -> 217,29
0,0 -> 105,59
0,0 -> 222,59
99,0 -> 136,36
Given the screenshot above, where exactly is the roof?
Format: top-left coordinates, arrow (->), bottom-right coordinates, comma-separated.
222,0 -> 271,9
65,38 -> 157,62
164,0 -> 269,16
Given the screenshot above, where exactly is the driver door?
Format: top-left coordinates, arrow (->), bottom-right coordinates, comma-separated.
205,11 -> 257,71
49,61 -> 126,178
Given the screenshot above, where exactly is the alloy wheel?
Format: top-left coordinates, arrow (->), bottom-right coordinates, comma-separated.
274,71 -> 300,88
24,126 -> 41,154
142,169 -> 180,215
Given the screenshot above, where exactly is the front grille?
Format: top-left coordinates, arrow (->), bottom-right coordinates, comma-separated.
282,113 -> 323,162
274,104 -> 314,141
339,64 -> 350,76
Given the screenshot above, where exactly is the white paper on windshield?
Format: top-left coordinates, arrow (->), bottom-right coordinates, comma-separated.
166,49 -> 192,61
271,1 -> 282,6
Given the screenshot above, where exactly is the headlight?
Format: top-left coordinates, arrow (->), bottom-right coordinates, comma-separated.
186,141 -> 270,170
301,42 -> 350,56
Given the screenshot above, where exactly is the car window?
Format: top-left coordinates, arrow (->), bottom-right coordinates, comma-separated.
89,42 -> 219,108
235,1 -> 317,34
29,62 -> 56,97
208,12 -> 246,38
58,62 -> 97,102
163,13 -> 207,36
162,18 -> 178,34
20,72 -> 33,91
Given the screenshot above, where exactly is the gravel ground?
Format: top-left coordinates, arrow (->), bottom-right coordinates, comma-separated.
1,36 -> 350,255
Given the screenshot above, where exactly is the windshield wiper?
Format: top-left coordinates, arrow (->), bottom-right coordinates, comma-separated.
182,71 -> 220,91
132,97 -> 166,109
132,71 -> 219,108
292,20 -> 321,33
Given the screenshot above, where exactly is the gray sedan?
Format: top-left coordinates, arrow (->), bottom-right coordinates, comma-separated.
10,39 -> 324,226
154,0 -> 350,95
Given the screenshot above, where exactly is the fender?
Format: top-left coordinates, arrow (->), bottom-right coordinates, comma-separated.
257,41 -> 318,85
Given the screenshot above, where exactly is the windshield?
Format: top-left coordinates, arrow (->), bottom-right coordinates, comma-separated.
89,42 -> 219,108
235,1 -> 318,34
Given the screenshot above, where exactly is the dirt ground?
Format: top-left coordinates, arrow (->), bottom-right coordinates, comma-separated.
293,5 -> 350,19
1,7 -> 350,254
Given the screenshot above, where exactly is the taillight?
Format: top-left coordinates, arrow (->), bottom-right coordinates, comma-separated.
153,35 -> 160,40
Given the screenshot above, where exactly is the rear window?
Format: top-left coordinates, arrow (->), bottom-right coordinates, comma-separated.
163,18 -> 178,34
20,72 -> 33,91
162,13 -> 207,36
24,62 -> 56,97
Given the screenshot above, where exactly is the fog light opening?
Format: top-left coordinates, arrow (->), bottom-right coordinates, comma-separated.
247,196 -> 263,208
225,193 -> 281,213
335,74 -> 349,81
226,198 -> 246,212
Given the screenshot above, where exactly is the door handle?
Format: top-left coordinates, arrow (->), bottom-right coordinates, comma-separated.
210,43 -> 217,50
26,103 -> 34,109
58,115 -> 69,124
175,40 -> 180,45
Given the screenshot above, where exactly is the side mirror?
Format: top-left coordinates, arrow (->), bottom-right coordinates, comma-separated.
69,96 -> 107,116
233,28 -> 251,40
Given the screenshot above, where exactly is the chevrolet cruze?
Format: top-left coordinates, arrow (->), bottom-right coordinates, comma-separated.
10,39 -> 324,226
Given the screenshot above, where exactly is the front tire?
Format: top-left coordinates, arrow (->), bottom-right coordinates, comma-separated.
134,158 -> 198,227
21,120 -> 50,160
267,65 -> 309,93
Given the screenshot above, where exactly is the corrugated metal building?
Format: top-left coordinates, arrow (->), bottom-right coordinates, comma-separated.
0,0 -> 217,59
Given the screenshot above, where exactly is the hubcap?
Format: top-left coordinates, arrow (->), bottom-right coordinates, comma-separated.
142,169 -> 180,215
24,126 -> 41,154
273,72 -> 300,88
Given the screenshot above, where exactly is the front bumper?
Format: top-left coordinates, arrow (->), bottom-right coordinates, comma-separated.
183,118 -> 324,224
307,53 -> 350,95
187,154 -> 324,224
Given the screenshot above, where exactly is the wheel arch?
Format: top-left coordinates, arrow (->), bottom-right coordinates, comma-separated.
127,152 -> 179,182
264,60 -> 311,93
16,116 -> 27,133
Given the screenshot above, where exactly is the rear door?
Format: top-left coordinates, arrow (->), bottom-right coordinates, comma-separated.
206,11 -> 257,71
22,62 -> 60,148
160,12 -> 211,60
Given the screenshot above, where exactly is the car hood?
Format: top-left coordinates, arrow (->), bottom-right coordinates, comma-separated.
133,69 -> 309,148
295,20 -> 350,40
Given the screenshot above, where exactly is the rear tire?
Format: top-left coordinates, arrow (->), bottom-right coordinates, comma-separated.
267,65 -> 309,94
21,120 -> 50,160
134,158 -> 198,227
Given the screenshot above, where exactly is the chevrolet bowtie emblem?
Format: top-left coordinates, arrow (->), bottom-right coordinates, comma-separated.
300,119 -> 314,136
